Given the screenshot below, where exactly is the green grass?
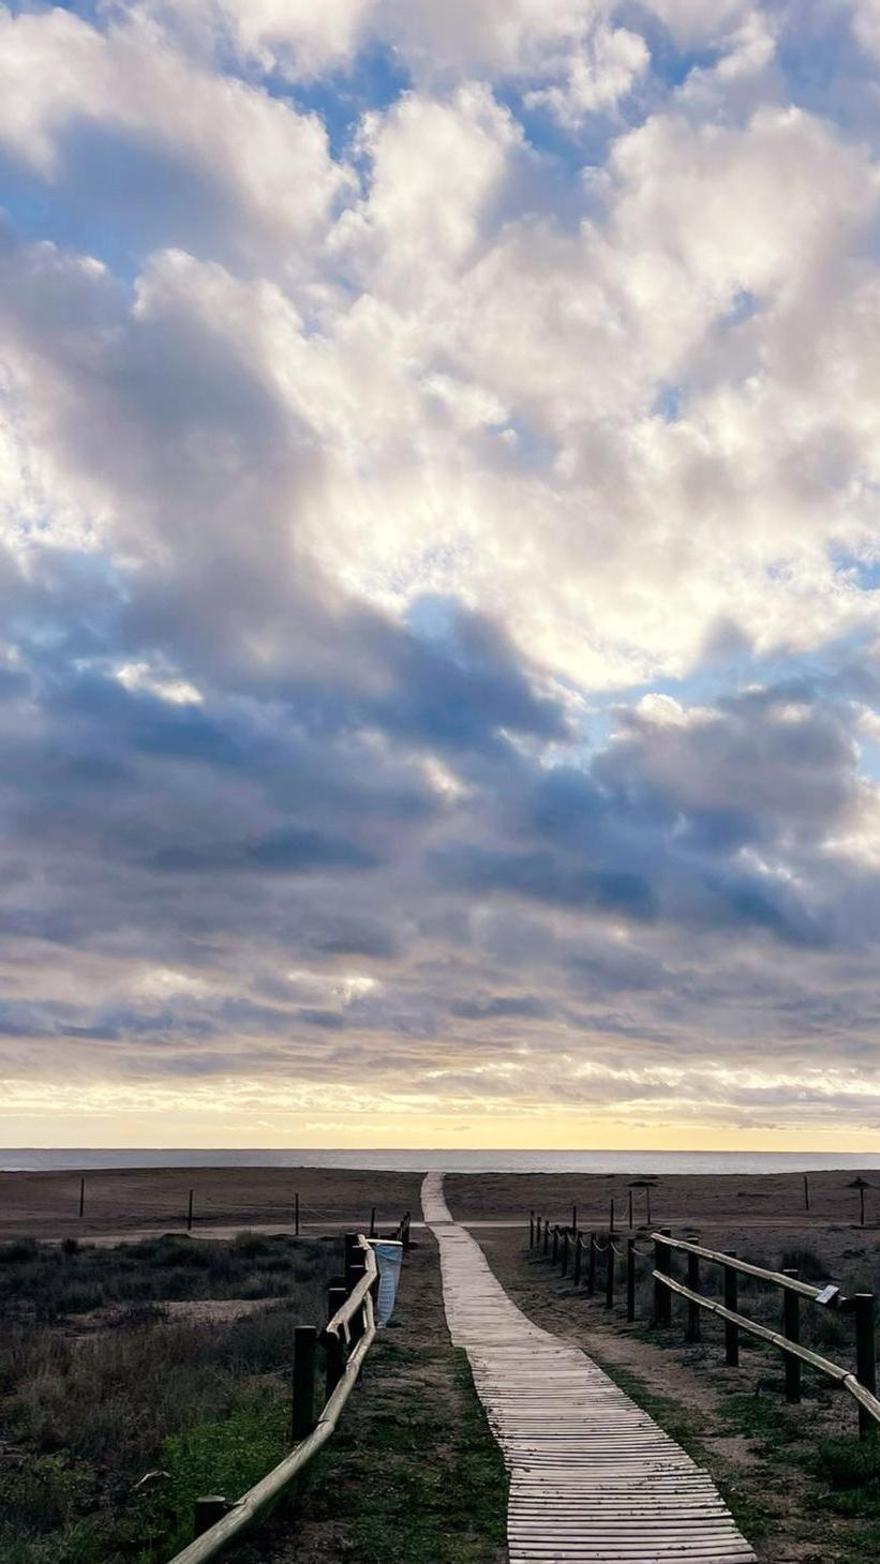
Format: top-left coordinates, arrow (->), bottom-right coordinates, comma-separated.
0,1235 -> 342,1564
288,1344 -> 508,1562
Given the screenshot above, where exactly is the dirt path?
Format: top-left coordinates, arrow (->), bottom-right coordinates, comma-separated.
255,1234 -> 509,1564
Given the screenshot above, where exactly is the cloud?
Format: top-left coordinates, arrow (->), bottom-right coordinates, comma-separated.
0,0 -> 880,1142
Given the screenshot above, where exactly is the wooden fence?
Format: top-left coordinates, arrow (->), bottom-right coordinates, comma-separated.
165,1230 -> 386,1563
528,1212 -> 880,1441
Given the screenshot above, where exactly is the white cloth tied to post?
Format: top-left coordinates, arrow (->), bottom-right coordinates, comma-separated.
371,1240 -> 403,1327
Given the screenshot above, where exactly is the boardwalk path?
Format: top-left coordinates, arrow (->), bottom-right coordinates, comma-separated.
421,1173 -> 755,1564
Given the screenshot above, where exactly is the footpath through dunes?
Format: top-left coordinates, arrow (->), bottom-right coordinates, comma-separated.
422,1172 -> 755,1564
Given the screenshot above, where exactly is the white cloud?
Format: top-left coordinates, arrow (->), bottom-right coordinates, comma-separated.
524,24 -> 650,127
852,0 -> 880,57
0,7 -> 351,273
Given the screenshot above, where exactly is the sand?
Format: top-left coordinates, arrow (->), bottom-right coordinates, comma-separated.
445,1166 -> 880,1232
1,1162 -> 878,1242
0,1164 -> 423,1239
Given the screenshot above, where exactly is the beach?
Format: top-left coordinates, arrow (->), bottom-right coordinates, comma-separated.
2,1162 -> 880,1241
0,1164 -> 423,1239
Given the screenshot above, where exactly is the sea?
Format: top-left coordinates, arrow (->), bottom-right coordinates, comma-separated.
4,1148 -> 880,1174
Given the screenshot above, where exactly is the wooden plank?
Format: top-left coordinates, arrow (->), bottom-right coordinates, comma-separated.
422,1173 -> 756,1564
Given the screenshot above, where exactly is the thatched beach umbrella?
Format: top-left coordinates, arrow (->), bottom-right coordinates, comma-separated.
629,1178 -> 658,1228
848,1177 -> 871,1228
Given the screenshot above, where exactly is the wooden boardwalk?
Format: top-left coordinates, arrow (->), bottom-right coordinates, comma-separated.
421,1174 -> 755,1564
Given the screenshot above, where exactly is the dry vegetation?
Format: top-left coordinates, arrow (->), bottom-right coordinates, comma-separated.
0,1231 -> 342,1563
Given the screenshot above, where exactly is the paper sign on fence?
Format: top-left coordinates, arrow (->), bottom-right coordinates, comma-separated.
371,1240 -> 404,1327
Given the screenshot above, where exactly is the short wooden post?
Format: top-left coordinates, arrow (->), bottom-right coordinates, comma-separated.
724,1254 -> 739,1366
653,1230 -> 671,1326
628,1189 -> 633,1229
294,1191 -> 300,1236
572,1204 -> 578,1234
626,1237 -> 636,1321
370,1205 -> 377,1238
529,1209 -> 535,1247
187,1188 -> 194,1232
325,1284 -> 348,1397
686,1244 -> 701,1343
855,1294 -> 877,1439
194,1497 -> 231,1536
561,1228 -> 570,1276
803,1174 -> 810,1213
782,1270 -> 801,1403
551,1225 -> 559,1265
574,1234 -> 583,1286
609,1197 -> 615,1236
291,1325 -> 317,1441
587,1233 -> 597,1296
78,1176 -> 85,1220
349,1277 -> 366,1344
344,1233 -> 360,1289
543,1219 -> 549,1256
605,1240 -> 615,1309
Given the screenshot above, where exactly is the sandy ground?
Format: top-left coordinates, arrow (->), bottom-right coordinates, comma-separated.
0,1165 -> 422,1239
4,1163 -> 880,1247
445,1168 -> 880,1233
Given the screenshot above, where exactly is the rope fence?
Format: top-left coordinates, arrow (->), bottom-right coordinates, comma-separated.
527,1210 -> 880,1441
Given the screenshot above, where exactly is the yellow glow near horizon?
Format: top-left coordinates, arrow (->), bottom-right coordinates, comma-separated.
1,1104 -> 878,1153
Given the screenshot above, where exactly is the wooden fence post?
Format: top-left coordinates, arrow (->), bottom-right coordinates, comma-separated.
78,1176 -> 85,1220
344,1233 -> 360,1289
588,1233 -> 597,1296
782,1270 -> 801,1403
724,1254 -> 739,1366
855,1294 -> 877,1439
294,1191 -> 300,1236
291,1326 -> 317,1441
605,1240 -> 615,1310
572,1204 -> 578,1235
543,1219 -> 550,1256
348,1263 -> 367,1344
610,1198 -> 615,1236
574,1234 -> 583,1286
552,1225 -> 559,1265
370,1206 -> 377,1238
561,1228 -> 570,1276
187,1188 -> 194,1232
654,1230 -> 672,1327
803,1175 -> 810,1213
194,1497 -> 231,1537
529,1210 -> 535,1247
686,1244 -> 702,1344
626,1237 -> 636,1322
628,1189 -> 633,1229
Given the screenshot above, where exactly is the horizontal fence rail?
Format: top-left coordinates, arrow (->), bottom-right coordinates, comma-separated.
527,1211 -> 880,1441
166,1232 -> 382,1564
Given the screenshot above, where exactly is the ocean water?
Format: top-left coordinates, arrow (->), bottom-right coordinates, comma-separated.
3,1148 -> 880,1174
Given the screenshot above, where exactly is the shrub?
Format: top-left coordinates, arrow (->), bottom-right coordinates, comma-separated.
815,1437 -> 880,1490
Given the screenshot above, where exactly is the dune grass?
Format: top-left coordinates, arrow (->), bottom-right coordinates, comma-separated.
0,1232 -> 341,1564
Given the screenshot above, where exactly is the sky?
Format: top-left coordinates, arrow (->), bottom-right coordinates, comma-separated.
1,1 -> 880,1151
